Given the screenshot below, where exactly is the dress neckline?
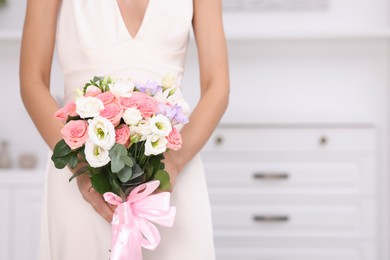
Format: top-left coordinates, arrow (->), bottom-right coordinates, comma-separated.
113,0 -> 152,40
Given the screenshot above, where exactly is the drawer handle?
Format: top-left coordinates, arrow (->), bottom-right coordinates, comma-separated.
253,172 -> 289,180
253,215 -> 290,223
215,136 -> 224,145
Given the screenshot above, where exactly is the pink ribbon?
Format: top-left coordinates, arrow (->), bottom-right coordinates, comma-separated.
103,180 -> 176,260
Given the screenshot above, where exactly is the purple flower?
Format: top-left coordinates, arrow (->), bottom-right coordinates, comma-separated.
158,103 -> 189,125
136,81 -> 162,95
170,104 -> 189,125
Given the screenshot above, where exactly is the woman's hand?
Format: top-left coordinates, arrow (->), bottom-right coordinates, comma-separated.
162,151 -> 182,191
70,163 -> 115,223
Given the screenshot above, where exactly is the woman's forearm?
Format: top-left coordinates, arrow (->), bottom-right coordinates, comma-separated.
167,82 -> 229,172
20,80 -> 63,150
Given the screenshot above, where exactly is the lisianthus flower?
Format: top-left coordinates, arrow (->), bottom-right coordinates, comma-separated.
136,80 -> 162,95
144,134 -> 168,156
149,114 -> 172,137
88,115 -> 116,150
84,141 -> 110,167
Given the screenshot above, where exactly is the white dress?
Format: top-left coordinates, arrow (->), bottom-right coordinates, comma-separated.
38,0 -> 216,259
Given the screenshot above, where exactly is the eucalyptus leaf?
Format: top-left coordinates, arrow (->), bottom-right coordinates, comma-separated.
130,164 -> 144,180
117,166 -> 133,183
121,155 -> 134,167
109,144 -> 128,173
111,157 -> 125,173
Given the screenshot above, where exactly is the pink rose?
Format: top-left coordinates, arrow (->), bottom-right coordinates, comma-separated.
119,93 -> 142,109
96,91 -> 117,106
100,103 -> 123,127
120,92 -> 158,118
61,120 -> 89,150
54,101 -> 78,122
84,86 -> 102,97
166,127 -> 182,151
115,124 -> 130,147
138,95 -> 158,118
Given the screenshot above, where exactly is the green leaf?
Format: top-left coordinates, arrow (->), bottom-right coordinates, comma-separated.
68,165 -> 89,182
154,170 -> 171,191
109,144 -> 128,173
51,154 -> 71,169
66,115 -> 81,124
112,178 -> 126,202
111,157 -> 125,173
91,173 -> 111,194
121,155 -> 134,167
68,153 -> 79,169
52,139 -> 72,158
117,165 -> 133,183
145,165 -> 154,179
149,154 -> 164,172
130,164 -> 144,180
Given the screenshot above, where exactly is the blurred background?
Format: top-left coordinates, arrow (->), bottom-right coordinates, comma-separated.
1,0 -> 390,259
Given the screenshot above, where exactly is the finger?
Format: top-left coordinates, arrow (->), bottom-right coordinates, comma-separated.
89,189 -> 114,223
108,203 -> 117,212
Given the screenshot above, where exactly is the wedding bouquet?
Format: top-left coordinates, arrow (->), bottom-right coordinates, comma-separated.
51,74 -> 189,260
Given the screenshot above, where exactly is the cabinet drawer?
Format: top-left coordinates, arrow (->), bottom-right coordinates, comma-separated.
204,160 -> 374,194
203,127 -> 375,153
212,203 -> 375,237
216,248 -> 365,260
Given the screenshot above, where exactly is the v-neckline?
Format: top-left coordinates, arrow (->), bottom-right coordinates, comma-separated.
114,0 -> 151,40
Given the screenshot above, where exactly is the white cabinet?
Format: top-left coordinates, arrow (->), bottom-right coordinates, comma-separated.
13,187 -> 44,260
0,171 -> 44,260
0,189 -> 10,260
202,126 -> 378,260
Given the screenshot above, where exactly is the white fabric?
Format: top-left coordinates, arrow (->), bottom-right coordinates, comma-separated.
38,0 -> 216,259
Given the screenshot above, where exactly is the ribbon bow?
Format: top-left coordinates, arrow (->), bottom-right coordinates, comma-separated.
103,180 -> 176,260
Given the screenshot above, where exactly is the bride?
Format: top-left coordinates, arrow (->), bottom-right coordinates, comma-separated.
20,0 -> 229,259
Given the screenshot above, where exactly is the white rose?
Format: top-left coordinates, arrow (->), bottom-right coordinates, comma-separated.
130,119 -> 152,141
144,134 -> 168,156
84,140 -> 110,167
162,74 -> 175,90
149,114 -> 172,137
123,107 -> 142,126
110,79 -> 135,97
75,96 -> 104,118
88,116 -> 116,150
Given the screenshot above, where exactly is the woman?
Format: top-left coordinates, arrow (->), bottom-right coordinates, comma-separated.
20,0 -> 229,259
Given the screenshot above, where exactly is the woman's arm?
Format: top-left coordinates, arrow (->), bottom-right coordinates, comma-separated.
165,0 -> 230,185
20,0 -> 62,149
20,0 -> 114,222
